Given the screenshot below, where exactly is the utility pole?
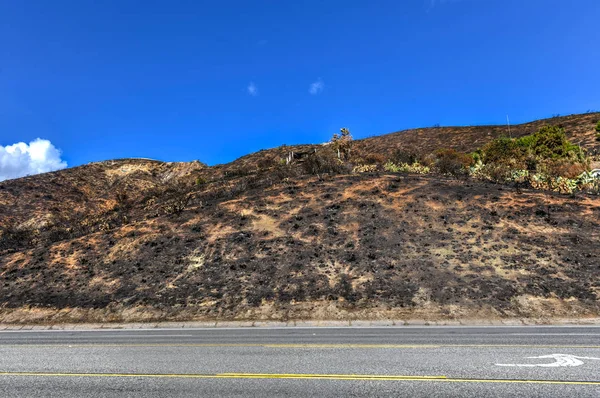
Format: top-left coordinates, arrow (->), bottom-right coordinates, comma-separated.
507,115 -> 511,138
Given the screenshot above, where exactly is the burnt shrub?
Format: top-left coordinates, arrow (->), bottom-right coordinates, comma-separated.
302,148 -> 350,176
0,224 -> 34,252
392,147 -> 421,165
348,146 -> 387,168
160,182 -> 193,215
540,159 -> 589,179
333,273 -> 356,303
360,153 -> 387,165
256,156 -> 279,171
330,127 -> 353,160
434,148 -> 473,177
246,284 -> 274,307
224,167 -> 253,179
43,224 -> 74,243
277,282 -> 307,303
114,189 -> 132,211
363,275 -> 419,307
273,162 -> 300,180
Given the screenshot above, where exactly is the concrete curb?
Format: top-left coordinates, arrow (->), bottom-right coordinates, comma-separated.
1,317 -> 600,331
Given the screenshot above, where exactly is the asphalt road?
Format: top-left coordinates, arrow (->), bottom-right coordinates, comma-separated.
1,326 -> 600,397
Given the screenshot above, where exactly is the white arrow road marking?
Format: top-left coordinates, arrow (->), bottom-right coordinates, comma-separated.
496,354 -> 600,367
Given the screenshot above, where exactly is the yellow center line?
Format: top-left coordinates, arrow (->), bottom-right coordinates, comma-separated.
0,372 -> 599,385
0,372 -> 445,381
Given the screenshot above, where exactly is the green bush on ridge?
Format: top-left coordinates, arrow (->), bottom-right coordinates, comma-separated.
529,126 -> 584,161
471,125 -> 596,194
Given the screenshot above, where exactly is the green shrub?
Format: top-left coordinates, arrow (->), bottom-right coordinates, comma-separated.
529,125 -> 583,161
515,134 -> 536,148
480,126 -> 585,175
384,161 -> 430,174
482,137 -> 525,165
383,161 -> 400,173
596,120 -> 600,133
353,164 -> 378,173
469,125 -> 595,193
470,151 -> 482,163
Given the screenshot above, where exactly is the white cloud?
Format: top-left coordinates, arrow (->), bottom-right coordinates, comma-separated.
309,79 -> 324,95
247,82 -> 258,96
0,139 -> 67,181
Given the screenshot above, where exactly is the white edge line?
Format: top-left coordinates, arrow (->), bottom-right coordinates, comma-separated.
1,325 -> 600,333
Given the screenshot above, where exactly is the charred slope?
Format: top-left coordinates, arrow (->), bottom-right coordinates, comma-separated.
1,173 -> 599,323
0,112 -> 599,323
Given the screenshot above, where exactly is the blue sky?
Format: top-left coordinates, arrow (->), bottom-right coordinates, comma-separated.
1,0 -> 599,172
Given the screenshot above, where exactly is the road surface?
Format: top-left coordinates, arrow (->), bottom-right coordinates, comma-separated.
1,326 -> 600,397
